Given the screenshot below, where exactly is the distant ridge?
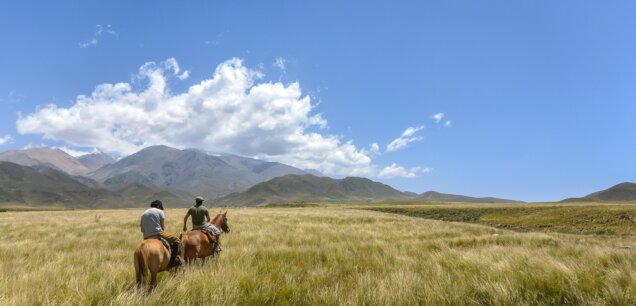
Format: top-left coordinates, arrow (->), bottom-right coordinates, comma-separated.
0,148 -> 91,175
417,191 -> 523,203
214,174 -> 413,206
0,145 -> 527,208
0,161 -> 183,208
562,182 -> 636,202
0,161 -> 113,207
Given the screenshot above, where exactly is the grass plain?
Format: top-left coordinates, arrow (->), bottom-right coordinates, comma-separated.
1,203 -> 635,305
366,202 -> 636,235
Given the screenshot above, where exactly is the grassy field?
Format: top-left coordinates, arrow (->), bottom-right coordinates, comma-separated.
1,204 -> 636,305
365,202 -> 636,235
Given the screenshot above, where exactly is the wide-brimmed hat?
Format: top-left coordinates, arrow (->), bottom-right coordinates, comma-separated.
195,196 -> 205,202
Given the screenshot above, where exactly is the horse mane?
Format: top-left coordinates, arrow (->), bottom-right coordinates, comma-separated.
211,213 -> 222,224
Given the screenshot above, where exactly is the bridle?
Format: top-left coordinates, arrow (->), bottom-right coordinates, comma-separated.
220,215 -> 231,233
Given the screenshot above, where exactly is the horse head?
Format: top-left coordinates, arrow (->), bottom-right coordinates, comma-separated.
217,210 -> 231,233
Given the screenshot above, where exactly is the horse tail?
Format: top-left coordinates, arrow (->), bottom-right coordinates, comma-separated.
134,247 -> 147,288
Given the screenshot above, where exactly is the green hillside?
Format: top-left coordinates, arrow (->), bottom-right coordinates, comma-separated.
562,182 -> 636,202
215,174 -> 413,206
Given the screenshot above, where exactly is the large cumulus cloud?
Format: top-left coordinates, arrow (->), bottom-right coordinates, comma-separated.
17,58 -> 376,176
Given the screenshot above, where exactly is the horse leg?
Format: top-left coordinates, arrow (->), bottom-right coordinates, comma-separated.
147,254 -> 161,293
149,269 -> 157,293
192,245 -> 201,265
136,268 -> 145,290
214,240 -> 221,258
215,235 -> 222,255
184,245 -> 197,265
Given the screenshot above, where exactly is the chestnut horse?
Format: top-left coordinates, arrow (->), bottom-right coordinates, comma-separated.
134,238 -> 180,291
182,211 -> 231,264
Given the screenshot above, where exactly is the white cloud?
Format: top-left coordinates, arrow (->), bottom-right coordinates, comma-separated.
177,70 -> 190,80
386,126 -> 424,152
21,143 -> 100,158
274,57 -> 286,74
378,163 -> 432,178
0,135 -> 12,145
55,146 -> 97,157
20,143 -> 95,157
22,143 -> 41,150
369,143 -> 380,155
445,120 -> 452,127
433,112 -> 444,123
16,58 -> 375,176
79,24 -> 118,48
163,58 -> 190,80
79,39 -> 98,48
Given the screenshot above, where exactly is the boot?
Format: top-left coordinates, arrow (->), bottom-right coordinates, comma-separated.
168,243 -> 183,268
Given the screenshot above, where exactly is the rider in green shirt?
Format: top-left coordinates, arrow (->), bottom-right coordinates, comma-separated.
183,196 -> 222,253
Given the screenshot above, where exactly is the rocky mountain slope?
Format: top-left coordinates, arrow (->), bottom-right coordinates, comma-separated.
88,145 -> 310,198
76,152 -> 115,171
0,148 -> 92,175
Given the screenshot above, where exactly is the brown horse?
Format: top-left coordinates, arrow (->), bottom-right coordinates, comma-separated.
134,239 -> 180,291
182,211 -> 231,264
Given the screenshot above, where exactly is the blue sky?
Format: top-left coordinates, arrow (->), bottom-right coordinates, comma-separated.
1,1 -> 635,201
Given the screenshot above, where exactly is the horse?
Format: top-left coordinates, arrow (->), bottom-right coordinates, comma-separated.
133,238 -> 181,291
181,211 -> 231,264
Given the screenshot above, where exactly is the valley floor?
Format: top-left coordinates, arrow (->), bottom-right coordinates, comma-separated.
1,204 -> 635,305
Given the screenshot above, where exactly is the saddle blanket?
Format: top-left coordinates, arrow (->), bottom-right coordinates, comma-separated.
193,223 -> 221,236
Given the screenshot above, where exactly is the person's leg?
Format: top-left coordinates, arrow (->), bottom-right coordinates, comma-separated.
161,232 -> 183,267
204,224 -> 222,253
160,231 -> 180,244
208,224 -> 221,236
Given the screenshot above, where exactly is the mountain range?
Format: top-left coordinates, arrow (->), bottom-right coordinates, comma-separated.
0,145 -> 315,207
89,145 -> 310,198
0,161 -> 179,208
0,148 -> 98,175
9,144 -> 631,208
214,174 -> 522,206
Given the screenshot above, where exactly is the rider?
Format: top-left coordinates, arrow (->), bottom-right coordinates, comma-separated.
183,196 -> 222,253
140,200 -> 183,267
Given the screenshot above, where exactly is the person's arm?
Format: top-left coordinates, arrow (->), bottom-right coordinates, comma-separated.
205,209 -> 211,223
160,219 -> 165,231
140,219 -> 143,233
183,211 -> 191,231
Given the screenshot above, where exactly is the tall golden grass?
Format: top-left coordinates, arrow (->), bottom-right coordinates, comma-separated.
1,205 -> 635,305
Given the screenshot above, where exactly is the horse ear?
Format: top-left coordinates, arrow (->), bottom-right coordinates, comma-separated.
224,210 -> 228,215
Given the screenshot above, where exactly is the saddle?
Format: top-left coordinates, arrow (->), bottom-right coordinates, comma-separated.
144,235 -> 171,251
194,228 -> 217,245
158,237 -> 171,252
144,235 -> 183,268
